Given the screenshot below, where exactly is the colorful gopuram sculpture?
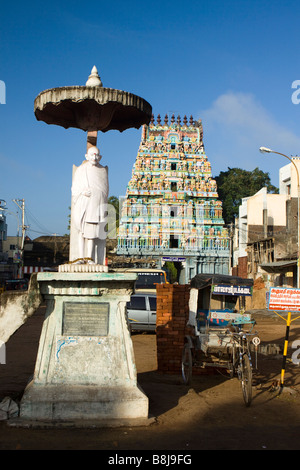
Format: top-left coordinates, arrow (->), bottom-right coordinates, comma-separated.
117,114 -> 230,277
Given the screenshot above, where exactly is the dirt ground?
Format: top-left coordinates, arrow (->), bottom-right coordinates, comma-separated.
0,306 -> 300,451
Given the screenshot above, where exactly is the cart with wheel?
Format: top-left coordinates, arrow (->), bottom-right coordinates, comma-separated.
182,274 -> 260,406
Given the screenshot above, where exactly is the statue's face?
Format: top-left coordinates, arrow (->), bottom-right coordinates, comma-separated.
86,147 -> 101,165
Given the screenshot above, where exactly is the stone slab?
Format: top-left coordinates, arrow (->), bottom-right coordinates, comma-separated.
9,416 -> 156,429
19,383 -> 149,422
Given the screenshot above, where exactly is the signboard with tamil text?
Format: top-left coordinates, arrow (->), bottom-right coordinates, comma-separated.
268,287 -> 300,312
162,256 -> 186,262
211,284 -> 253,296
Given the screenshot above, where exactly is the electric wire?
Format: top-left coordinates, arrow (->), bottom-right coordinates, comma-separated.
24,206 -> 53,236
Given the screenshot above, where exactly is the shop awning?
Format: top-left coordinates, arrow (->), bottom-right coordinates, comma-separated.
190,273 -> 253,290
260,260 -> 296,273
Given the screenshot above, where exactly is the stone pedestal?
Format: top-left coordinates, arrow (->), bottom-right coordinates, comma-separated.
17,272 -> 150,426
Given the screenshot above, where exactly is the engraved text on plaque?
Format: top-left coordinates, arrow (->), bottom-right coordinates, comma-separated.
63,302 -> 109,336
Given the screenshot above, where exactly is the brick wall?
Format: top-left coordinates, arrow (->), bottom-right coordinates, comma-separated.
156,283 -> 218,377
238,256 -> 248,278
156,284 -> 190,375
232,256 -> 248,278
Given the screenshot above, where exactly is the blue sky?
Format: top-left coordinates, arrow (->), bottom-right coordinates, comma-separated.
1,0 -> 300,236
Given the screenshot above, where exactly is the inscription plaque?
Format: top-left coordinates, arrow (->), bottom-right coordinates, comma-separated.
63,302 -> 109,336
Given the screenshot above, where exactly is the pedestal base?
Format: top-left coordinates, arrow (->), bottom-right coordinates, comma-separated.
17,272 -> 150,427
17,383 -> 150,426
58,264 -> 108,273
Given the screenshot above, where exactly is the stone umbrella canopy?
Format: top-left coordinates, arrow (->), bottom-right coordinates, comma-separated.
33,66 -> 152,148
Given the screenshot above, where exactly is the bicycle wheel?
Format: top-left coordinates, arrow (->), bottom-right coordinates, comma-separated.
240,353 -> 252,406
229,343 -> 238,378
182,343 -> 192,385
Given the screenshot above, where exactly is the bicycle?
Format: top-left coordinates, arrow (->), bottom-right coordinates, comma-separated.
182,320 -> 259,407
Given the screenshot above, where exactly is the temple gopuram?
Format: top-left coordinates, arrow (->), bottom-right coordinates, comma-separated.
117,114 -> 230,283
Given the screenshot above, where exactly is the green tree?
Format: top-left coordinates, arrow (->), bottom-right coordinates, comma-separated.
164,261 -> 178,284
108,196 -> 120,227
215,167 -> 278,224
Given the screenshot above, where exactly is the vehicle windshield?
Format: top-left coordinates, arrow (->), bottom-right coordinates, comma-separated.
135,272 -> 165,289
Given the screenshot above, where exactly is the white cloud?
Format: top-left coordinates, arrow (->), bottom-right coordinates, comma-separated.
198,92 -> 300,184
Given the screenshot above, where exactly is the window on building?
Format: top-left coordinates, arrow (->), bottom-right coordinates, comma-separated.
171,182 -> 177,192
171,163 -> 177,170
170,235 -> 178,248
170,206 -> 178,217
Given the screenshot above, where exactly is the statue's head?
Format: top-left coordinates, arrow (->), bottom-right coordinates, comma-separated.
85,146 -> 102,165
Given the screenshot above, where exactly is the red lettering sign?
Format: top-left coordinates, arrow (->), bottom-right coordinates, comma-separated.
268,287 -> 300,311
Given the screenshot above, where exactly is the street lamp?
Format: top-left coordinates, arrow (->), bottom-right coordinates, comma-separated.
259,146 -> 300,288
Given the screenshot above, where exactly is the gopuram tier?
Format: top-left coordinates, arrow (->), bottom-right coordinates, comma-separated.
117,114 -> 230,282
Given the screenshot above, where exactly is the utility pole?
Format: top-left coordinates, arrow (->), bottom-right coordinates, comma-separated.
13,199 -> 28,277
13,198 -> 28,250
13,199 -> 29,278
53,233 -> 57,264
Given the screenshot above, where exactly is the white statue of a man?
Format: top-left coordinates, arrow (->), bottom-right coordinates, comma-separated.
71,146 -> 109,264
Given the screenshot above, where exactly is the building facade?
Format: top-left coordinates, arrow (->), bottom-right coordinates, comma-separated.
117,114 -> 230,283
233,157 -> 300,288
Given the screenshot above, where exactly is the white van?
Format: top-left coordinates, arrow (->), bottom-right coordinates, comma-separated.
126,292 -> 157,332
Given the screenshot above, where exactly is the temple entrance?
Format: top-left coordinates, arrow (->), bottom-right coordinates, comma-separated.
173,261 -> 183,283
163,260 -> 184,283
